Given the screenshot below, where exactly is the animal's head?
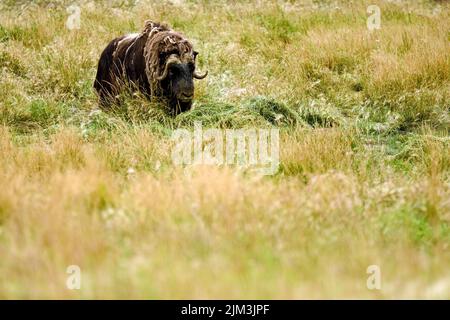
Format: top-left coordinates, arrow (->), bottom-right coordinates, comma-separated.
144,25 -> 207,114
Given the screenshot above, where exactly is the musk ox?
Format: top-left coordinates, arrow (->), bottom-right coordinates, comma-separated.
94,20 -> 208,115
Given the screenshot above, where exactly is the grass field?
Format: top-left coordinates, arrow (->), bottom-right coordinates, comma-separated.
0,0 -> 449,299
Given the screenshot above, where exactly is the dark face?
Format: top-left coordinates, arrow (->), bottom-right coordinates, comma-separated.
162,61 -> 196,114
156,48 -> 207,115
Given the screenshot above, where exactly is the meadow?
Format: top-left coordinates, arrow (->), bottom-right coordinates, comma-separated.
0,0 -> 449,298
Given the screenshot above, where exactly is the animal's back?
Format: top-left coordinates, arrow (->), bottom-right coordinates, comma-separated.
94,34 -> 138,105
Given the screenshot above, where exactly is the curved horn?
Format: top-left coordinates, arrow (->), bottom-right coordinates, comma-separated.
193,70 -> 208,79
155,55 -> 180,81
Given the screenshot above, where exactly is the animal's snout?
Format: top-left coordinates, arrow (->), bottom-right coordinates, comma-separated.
177,83 -> 194,101
179,92 -> 194,100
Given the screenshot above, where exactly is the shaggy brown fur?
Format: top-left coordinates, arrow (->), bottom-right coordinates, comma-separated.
94,20 -> 207,114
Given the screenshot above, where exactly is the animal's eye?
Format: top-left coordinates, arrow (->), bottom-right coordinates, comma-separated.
169,63 -> 181,75
159,52 -> 168,60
